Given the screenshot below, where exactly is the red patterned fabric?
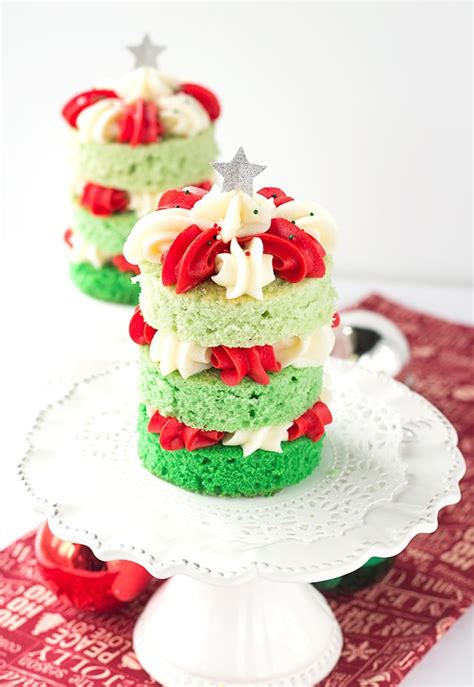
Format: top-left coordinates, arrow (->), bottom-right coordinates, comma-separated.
0,295 -> 472,686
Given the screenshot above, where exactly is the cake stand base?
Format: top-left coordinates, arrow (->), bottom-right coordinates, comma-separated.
133,575 -> 342,687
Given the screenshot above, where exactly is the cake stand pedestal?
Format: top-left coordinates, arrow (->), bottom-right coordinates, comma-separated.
19,360 -> 465,687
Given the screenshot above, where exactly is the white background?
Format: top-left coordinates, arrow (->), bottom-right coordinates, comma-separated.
1,2 -> 473,686
2,1 -> 472,285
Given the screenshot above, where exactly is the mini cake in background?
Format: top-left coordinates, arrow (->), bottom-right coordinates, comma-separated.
62,34 -> 220,304
124,147 -> 338,497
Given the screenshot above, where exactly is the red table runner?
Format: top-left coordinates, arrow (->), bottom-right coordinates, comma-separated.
0,295 -> 472,687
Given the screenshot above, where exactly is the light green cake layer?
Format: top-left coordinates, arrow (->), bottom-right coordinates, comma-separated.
72,127 -> 218,192
139,346 -> 323,432
72,202 -> 136,255
139,259 -> 337,347
70,262 -> 139,305
137,403 -> 324,497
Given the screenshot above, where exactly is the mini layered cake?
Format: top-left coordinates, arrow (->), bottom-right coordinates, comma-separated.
124,148 -> 338,496
62,35 -> 220,304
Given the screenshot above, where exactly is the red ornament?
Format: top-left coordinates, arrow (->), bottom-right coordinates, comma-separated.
288,401 -> 333,442
80,183 -> 129,216
332,312 -> 340,328
157,186 -> 208,211
258,187 -> 295,207
63,228 -> 73,248
162,225 -> 230,293
35,522 -> 151,611
111,255 -> 140,275
119,99 -> 162,146
180,83 -> 221,121
148,410 -> 223,451
210,345 -> 281,385
62,89 -> 118,128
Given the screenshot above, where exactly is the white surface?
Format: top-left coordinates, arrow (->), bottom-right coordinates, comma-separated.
2,1 -> 472,285
134,577 -> 342,687
20,358 -> 464,582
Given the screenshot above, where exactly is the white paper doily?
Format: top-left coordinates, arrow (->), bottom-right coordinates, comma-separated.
19,359 -> 465,583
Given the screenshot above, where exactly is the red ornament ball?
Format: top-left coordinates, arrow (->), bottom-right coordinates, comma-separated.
35,522 -> 152,611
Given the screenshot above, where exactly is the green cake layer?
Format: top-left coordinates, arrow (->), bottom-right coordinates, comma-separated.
70,262 -> 139,304
139,347 -> 323,432
72,202 -> 137,255
139,259 -> 337,348
137,404 -> 324,496
72,127 -> 218,192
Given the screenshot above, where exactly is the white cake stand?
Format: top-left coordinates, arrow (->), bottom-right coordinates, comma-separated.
19,359 -> 465,687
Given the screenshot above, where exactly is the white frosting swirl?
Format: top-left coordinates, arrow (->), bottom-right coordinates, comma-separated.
190,186 -> 275,242
149,331 -> 211,379
116,66 -> 178,104
211,237 -> 275,300
123,208 -> 192,264
276,200 -> 338,252
76,98 -> 122,143
68,232 -> 112,268
223,423 -> 292,457
128,191 -> 162,218
320,372 -> 332,404
274,327 -> 335,369
159,93 -> 211,137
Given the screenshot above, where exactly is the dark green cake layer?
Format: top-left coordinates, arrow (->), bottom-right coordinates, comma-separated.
137,404 -> 324,496
70,262 -> 139,305
139,346 -> 323,432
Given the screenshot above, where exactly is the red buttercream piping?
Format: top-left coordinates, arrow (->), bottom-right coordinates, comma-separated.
288,401 -> 332,442
129,307 -> 157,346
62,89 -> 119,128
162,225 -> 230,293
210,345 -> 281,386
148,410 -> 224,451
147,400 -> 331,451
257,186 -> 295,207
180,83 -> 221,121
63,228 -> 73,247
111,255 -> 140,275
257,218 -> 326,280
80,183 -> 129,216
157,186 -> 207,211
118,99 -> 162,146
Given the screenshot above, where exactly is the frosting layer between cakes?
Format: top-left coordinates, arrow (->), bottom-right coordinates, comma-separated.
137,404 -> 324,496
139,346 -> 323,432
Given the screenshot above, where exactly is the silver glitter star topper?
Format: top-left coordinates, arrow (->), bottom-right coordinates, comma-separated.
212,147 -> 267,196
127,34 -> 166,69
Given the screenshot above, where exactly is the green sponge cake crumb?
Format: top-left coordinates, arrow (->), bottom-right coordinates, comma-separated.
139,259 -> 337,347
73,203 -> 137,255
139,347 -> 323,431
72,127 -> 218,192
70,262 -> 139,304
137,404 -> 324,496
